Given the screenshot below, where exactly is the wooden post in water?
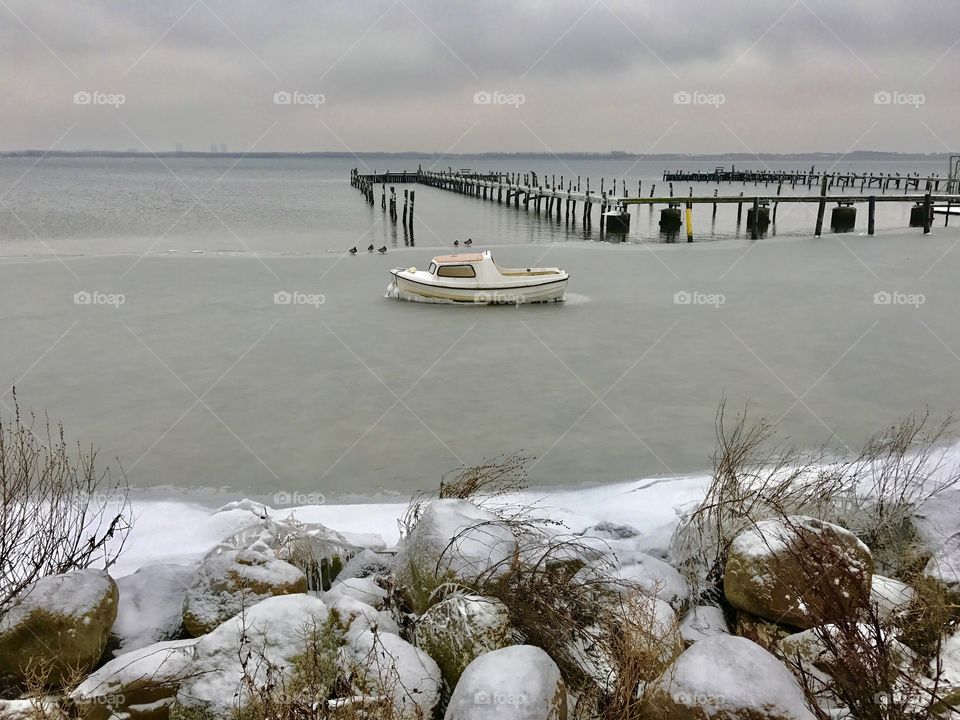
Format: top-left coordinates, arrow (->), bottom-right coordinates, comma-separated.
923,192 -> 932,234
814,176 -> 828,236
408,191 -> 415,227
402,189 -> 408,225
751,197 -> 760,240
712,189 -> 718,219
685,201 -> 694,242
736,193 -> 743,226
868,196 -> 875,235
650,184 -> 656,197
946,200 -> 952,228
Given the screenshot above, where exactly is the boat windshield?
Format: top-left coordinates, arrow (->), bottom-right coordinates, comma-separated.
437,264 -> 476,278
428,262 -> 437,274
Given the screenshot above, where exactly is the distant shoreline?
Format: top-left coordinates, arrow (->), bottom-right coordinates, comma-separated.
0,149 -> 954,162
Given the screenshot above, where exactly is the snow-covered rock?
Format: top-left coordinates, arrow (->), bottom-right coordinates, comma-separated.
615,553 -> 689,607
871,574 -> 916,620
113,564 -> 194,654
0,569 -> 118,690
326,576 -> 388,609
341,630 -> 442,720
648,635 -> 815,720
0,699 -> 65,720
679,605 -> 729,645
574,534 -> 688,606
444,645 -> 566,720
779,623 -> 914,716
72,638 -> 197,720
175,594 -> 330,718
925,531 -> 960,597
395,500 -> 517,611
181,548 -> 307,637
723,516 -> 873,629
416,594 -> 517,687
325,593 -> 400,645
336,548 -> 395,581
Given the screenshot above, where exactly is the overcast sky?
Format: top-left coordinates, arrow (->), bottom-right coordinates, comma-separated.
1,0 -> 957,154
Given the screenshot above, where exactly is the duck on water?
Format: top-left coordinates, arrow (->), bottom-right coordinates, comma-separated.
386,250 -> 568,304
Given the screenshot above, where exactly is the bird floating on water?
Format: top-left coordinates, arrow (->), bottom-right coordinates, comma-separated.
378,246 -> 387,254
367,244 -> 374,252
464,238 -> 473,246
453,240 -> 459,246
348,246 -> 357,255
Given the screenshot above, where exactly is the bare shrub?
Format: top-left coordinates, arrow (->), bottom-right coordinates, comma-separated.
671,402 -> 960,598
670,402 -> 845,598
229,611 -> 419,720
398,454 -> 684,718
772,517 -> 959,719
0,391 -> 131,618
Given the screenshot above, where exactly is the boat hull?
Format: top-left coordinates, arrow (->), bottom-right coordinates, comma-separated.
388,272 -> 567,304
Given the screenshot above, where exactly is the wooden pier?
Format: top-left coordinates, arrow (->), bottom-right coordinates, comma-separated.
350,168 -> 960,240
663,166 -> 954,192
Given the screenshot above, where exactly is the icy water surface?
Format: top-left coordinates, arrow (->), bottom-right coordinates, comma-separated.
1,156 -> 958,496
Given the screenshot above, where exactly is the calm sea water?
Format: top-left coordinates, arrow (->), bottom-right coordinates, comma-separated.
1,156 -> 958,498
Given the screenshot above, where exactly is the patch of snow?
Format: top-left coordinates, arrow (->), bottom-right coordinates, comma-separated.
177,594 -> 330,717
659,635 -> 815,719
679,605 -> 729,644
73,638 -> 197,700
112,564 -> 194,655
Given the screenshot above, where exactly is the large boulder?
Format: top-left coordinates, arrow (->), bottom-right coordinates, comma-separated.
175,594 -> 331,718
340,629 -> 442,720
646,635 -> 815,720
181,548 -> 307,636
0,569 -> 118,690
444,645 -> 567,720
113,564 -> 194,654
72,638 -> 197,720
723,516 -> 873,629
395,500 -> 517,611
416,594 -> 517,688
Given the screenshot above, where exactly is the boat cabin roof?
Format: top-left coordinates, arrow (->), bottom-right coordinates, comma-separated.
432,252 -> 485,264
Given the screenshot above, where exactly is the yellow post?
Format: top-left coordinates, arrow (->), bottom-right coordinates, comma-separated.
685,202 -> 694,242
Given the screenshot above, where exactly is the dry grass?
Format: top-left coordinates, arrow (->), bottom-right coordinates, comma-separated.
396,453 -> 686,719
770,520 -> 959,719
672,401 -> 960,600
0,389 -> 131,619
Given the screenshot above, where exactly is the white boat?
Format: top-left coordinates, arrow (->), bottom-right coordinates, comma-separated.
387,250 -> 568,304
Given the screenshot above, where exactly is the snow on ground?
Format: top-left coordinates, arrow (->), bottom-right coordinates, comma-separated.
113,475 -> 710,577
